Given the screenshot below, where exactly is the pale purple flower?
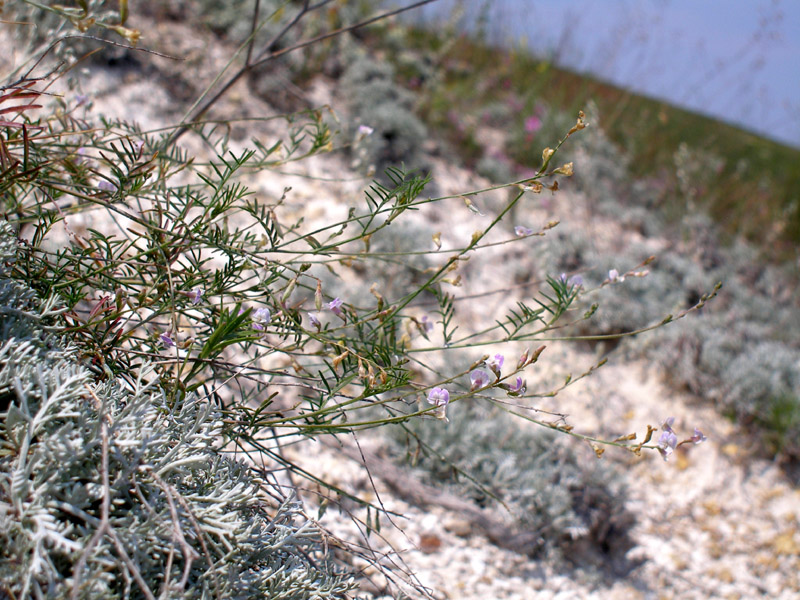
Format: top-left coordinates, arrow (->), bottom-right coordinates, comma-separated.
189,288 -> 203,305
357,124 -> 374,137
426,387 -> 451,421
689,428 -> 707,445
75,94 -> 89,106
420,315 -> 434,332
427,387 -> 450,407
568,275 -> 583,288
327,297 -> 343,316
470,369 -> 490,391
308,312 -> 321,328
133,140 -> 145,154
159,332 -> 175,348
98,179 -> 117,193
252,307 -> 271,330
502,376 -> 526,396
515,225 -> 534,237
657,417 -> 678,461
486,354 -> 504,376
608,268 -> 625,283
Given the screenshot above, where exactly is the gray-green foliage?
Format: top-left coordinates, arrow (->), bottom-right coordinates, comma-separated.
475,153 -> 515,184
587,247 -> 707,335
342,55 -> 428,175
645,255 -> 800,457
566,101 -> 631,203
543,192 -> 800,459
0,222 -> 354,599
388,401 -> 634,565
177,0 -> 287,43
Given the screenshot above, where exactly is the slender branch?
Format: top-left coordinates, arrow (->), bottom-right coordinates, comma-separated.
245,0 -> 263,66
164,0 -> 438,148
253,0 -> 315,66
252,0 -> 436,67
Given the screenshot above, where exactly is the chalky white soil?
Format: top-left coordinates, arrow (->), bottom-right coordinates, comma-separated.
4,14 -> 799,600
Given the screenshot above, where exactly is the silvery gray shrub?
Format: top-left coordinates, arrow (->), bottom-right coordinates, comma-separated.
0,222 -> 354,599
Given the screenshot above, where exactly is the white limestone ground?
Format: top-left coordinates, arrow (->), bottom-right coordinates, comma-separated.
3,12 -> 798,599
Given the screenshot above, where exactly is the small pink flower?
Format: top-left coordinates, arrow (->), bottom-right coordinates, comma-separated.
469,369 -> 490,391
657,417 -> 678,461
308,312 -> 321,328
502,377 -> 526,396
486,354 -> 504,376
421,315 -> 434,332
252,307 -> 271,330
327,298 -> 343,316
515,225 -> 534,237
159,332 -> 175,348
427,387 -> 450,407
689,428 -> 707,445
426,387 -> 450,421
608,269 -> 625,283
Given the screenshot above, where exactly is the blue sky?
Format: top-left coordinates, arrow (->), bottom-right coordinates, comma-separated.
407,0 -> 800,147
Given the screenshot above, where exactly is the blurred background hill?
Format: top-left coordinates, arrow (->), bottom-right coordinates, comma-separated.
406,0 -> 800,148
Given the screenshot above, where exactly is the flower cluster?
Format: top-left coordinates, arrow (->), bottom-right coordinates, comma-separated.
467,352 -> 529,397
657,416 -> 707,461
